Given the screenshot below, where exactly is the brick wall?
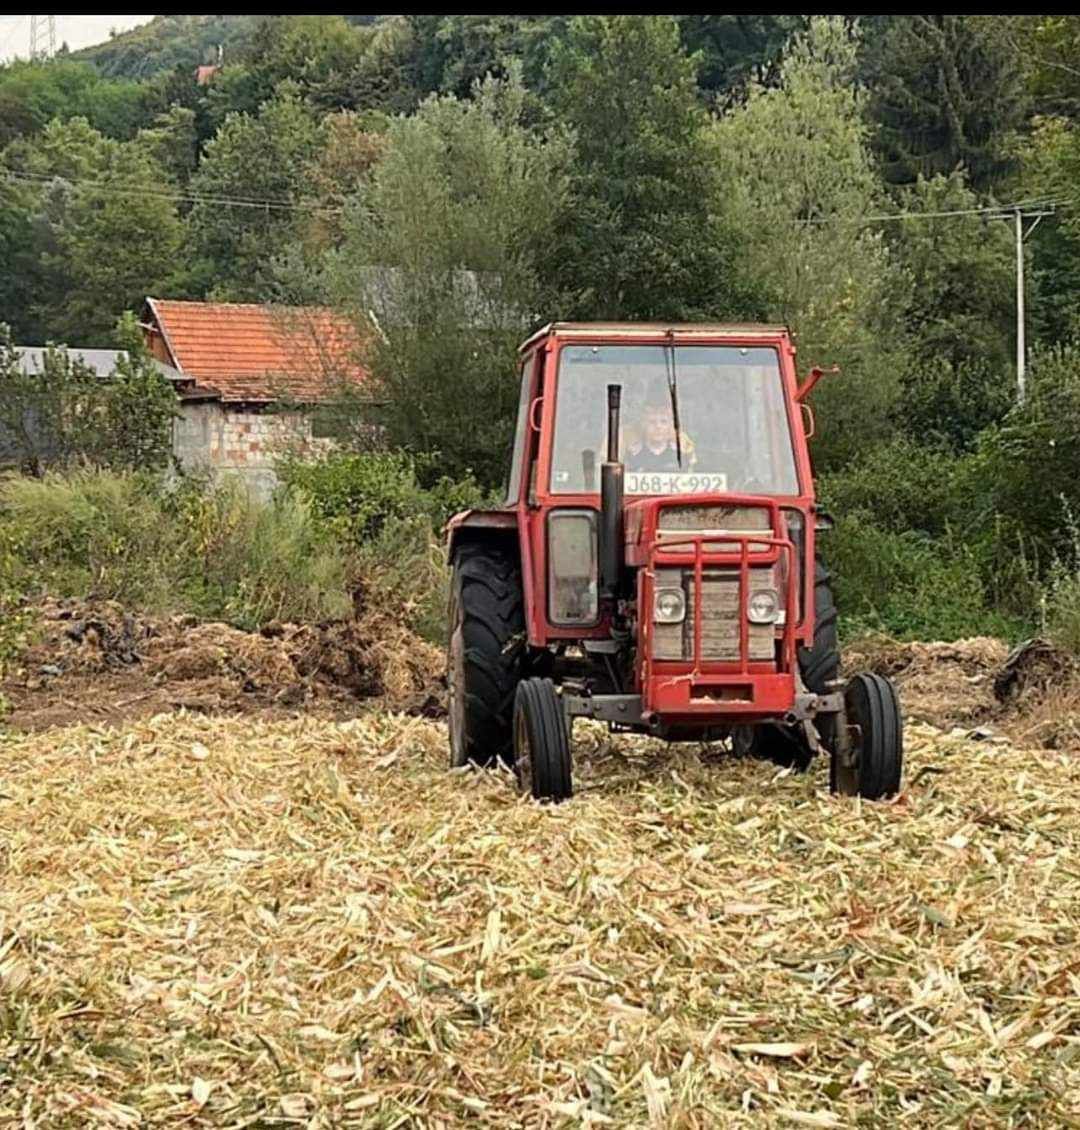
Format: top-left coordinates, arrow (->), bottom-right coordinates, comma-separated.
173,402 -> 329,501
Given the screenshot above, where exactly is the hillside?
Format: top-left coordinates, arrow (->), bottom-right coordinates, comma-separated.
72,14 -> 383,79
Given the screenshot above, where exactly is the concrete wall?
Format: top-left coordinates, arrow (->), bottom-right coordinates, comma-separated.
173,402 -> 326,501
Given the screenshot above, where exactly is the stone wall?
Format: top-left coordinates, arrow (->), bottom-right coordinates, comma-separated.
173,402 -> 323,501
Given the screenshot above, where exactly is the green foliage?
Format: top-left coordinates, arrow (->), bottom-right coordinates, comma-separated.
330,71 -> 569,484
107,313 -> 180,472
278,451 -> 488,545
680,16 -> 804,98
974,344 -> 1080,557
0,523 -> 33,679
0,470 -> 352,630
713,16 -> 901,470
356,514 -> 449,644
73,15 -> 263,80
0,320 -> 176,475
1,117 -> 188,341
188,92 -> 323,299
545,16 -> 740,322
164,478 -> 352,628
823,512 -> 1024,642
0,59 -> 145,146
864,16 -> 1028,191
893,173 -> 1015,372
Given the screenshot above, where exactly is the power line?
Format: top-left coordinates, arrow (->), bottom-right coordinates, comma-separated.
1,168 -> 345,215
3,161 -> 1075,239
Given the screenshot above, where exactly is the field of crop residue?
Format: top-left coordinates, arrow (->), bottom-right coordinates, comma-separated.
2,709 -> 1079,1127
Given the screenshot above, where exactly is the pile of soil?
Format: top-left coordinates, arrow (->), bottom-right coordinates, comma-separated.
845,634 -> 1080,750
1,599 -> 446,731
844,636 -> 1008,731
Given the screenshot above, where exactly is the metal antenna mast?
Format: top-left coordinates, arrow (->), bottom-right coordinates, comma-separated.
29,16 -> 57,61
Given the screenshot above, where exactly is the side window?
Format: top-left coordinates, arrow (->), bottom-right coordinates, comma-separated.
504,357 -> 533,504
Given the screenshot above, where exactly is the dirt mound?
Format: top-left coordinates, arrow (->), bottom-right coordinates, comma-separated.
845,633 -> 1080,750
2,598 -> 445,731
844,636 -> 1008,730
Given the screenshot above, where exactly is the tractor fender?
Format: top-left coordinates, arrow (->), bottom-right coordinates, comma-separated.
446,508 -> 520,565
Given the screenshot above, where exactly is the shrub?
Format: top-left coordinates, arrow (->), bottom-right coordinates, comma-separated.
0,470 -> 352,629
167,478 -> 353,628
817,437 -> 976,539
356,515 -> 449,644
0,469 -> 179,605
823,509 -> 1027,642
278,450 -> 490,544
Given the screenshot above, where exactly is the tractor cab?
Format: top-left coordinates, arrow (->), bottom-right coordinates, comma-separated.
446,323 -> 902,803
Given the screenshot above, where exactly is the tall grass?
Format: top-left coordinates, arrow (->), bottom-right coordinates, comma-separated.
0,470 -> 352,629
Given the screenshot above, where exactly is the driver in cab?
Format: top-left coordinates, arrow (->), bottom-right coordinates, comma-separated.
625,400 -> 695,473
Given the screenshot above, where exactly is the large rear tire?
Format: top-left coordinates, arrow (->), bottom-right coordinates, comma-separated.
513,677 -> 572,802
744,559 -> 840,768
832,672 -> 903,799
447,544 -> 524,768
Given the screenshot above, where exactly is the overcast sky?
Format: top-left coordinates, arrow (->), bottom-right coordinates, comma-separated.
0,15 -> 153,64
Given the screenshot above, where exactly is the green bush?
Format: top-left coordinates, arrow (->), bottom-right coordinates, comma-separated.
277,450 -> 490,545
823,509 -> 1027,642
356,515 -> 450,644
0,470 -> 180,606
817,437 -> 976,539
0,470 -> 352,629
165,478 -> 353,628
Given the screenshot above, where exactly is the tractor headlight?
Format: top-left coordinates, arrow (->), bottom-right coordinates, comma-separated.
548,509 -> 599,625
654,587 -> 686,624
747,588 -> 780,624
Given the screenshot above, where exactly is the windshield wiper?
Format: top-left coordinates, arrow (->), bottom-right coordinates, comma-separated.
663,332 -> 683,468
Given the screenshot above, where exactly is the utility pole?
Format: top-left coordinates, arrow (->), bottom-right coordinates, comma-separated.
29,16 -> 56,61
1015,208 -> 1026,405
993,203 -> 1053,405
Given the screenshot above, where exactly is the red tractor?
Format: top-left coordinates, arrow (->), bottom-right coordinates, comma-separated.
446,323 -> 902,802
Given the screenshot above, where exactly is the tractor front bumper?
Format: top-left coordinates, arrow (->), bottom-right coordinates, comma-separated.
564,688 -> 844,731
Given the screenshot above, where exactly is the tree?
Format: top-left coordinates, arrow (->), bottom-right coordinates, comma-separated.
712,16 -> 901,469
188,91 -> 322,300
0,59 -> 145,147
0,318 -> 175,475
679,15 -> 805,101
328,72 -> 571,484
544,16 -> 743,322
1,117 -> 186,342
864,16 -> 1028,191
1018,115 -> 1080,346
888,172 -> 1015,449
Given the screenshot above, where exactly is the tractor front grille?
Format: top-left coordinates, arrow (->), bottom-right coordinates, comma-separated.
652,566 -> 776,662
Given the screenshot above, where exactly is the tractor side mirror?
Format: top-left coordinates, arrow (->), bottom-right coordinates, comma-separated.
795,364 -> 840,403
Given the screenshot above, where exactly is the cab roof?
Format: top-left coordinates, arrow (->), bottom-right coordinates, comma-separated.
519,321 -> 792,353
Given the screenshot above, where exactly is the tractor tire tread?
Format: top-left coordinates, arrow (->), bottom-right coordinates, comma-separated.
515,678 -> 572,801
450,544 -> 524,767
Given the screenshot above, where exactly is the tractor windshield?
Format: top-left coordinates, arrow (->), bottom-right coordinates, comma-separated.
549,344 -> 800,495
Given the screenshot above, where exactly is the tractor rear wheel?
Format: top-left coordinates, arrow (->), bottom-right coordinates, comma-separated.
448,544 -> 525,768
831,673 -> 903,799
513,677 -> 572,802
742,558 -> 840,769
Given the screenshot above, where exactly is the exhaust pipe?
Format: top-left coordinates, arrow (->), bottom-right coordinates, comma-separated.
600,384 -> 624,600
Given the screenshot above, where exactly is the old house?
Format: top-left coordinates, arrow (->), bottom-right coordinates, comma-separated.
142,298 -> 367,499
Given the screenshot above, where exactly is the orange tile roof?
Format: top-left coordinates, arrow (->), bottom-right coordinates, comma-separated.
146,298 -> 368,404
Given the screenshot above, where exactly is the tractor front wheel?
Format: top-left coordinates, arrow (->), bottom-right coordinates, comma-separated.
513,678 -> 572,802
448,544 -> 525,768
831,673 -> 903,799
